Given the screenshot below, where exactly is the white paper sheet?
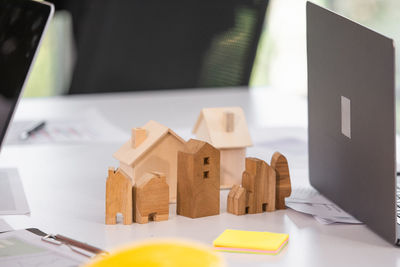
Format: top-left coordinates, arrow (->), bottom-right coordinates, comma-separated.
287,186 -> 331,205
6,109 -> 129,145
286,202 -> 355,219
0,169 -> 30,215
286,186 -> 362,224
0,230 -> 88,266
0,219 -> 13,232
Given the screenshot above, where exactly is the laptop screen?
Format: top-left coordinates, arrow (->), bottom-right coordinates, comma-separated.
0,0 -> 53,147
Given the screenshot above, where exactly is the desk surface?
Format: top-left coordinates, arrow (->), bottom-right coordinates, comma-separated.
1,88 -> 399,267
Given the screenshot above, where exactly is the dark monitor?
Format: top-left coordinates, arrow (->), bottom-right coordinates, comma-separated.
66,0 -> 269,94
0,0 -> 53,148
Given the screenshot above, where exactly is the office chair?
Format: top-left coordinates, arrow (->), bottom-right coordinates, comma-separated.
55,0 -> 268,94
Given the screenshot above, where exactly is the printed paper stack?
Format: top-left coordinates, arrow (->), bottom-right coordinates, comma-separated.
213,229 -> 289,255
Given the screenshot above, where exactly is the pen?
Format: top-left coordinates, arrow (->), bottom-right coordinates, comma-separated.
42,234 -> 108,257
55,234 -> 107,255
19,121 -> 46,140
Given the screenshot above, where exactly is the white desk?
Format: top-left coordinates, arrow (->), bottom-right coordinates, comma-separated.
1,88 -> 399,267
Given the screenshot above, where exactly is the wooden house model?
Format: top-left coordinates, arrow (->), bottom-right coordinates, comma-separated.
177,139 -> 220,218
106,167 -> 133,225
228,157 -> 276,215
134,172 -> 169,224
113,120 -> 185,202
192,107 -> 252,188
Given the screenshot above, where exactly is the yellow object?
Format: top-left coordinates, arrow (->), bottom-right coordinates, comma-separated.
213,229 -> 289,255
85,240 -> 224,267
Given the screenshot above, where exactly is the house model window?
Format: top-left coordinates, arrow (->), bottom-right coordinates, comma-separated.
204,157 -> 210,165
203,171 -> 209,179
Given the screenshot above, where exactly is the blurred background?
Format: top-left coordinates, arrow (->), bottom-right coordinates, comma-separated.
24,0 -> 400,97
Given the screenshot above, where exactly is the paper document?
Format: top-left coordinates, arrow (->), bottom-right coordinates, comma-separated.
0,219 -> 13,232
287,186 -> 331,205
286,186 -> 362,224
0,230 -> 88,267
6,109 -> 129,145
0,169 -> 30,215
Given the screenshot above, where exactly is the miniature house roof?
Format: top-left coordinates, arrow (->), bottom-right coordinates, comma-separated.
192,107 -> 252,149
113,120 -> 185,166
183,139 -> 217,154
136,172 -> 167,189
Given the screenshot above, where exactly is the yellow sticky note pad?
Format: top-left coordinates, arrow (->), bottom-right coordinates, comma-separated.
213,229 -> 289,255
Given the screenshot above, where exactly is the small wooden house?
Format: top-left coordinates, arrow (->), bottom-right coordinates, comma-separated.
227,157 -> 276,215
105,167 -> 133,225
177,139 -> 220,218
134,172 -> 169,224
113,120 -> 185,202
192,107 -> 252,188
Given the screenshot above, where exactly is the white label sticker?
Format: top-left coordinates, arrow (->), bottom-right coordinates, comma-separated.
341,96 -> 351,139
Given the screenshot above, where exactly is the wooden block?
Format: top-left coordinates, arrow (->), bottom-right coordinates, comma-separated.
224,111 -> 235,132
264,166 -> 276,212
105,167 -> 133,225
271,152 -> 292,210
227,185 -> 240,214
177,139 -> 220,218
241,169 -> 255,214
241,157 -> 276,214
134,172 -> 169,224
192,107 -> 252,149
227,185 -> 246,215
113,120 -> 186,203
234,187 -> 247,215
192,107 -> 252,189
131,128 -> 147,148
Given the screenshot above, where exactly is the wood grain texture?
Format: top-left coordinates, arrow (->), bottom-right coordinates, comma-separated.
105,167 -> 133,225
227,184 -> 246,215
113,120 -> 186,202
192,107 -> 252,189
134,172 -> 169,224
133,134 -> 184,203
242,157 -> 276,213
131,128 -> 147,148
224,111 -> 235,132
227,157 -> 276,216
177,139 -> 220,218
192,107 -> 252,149
271,152 -> 292,209
227,184 -> 240,214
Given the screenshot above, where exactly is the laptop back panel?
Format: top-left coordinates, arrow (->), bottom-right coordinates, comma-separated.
0,0 -> 53,148
307,2 -> 397,243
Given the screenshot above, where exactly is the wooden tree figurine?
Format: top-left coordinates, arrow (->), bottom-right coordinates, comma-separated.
134,172 -> 169,224
177,139 -> 220,218
105,167 -> 133,225
271,152 -> 292,209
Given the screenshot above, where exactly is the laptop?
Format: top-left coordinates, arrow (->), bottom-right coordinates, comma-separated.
0,0 -> 53,211
0,0 -> 54,148
306,2 -> 398,245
